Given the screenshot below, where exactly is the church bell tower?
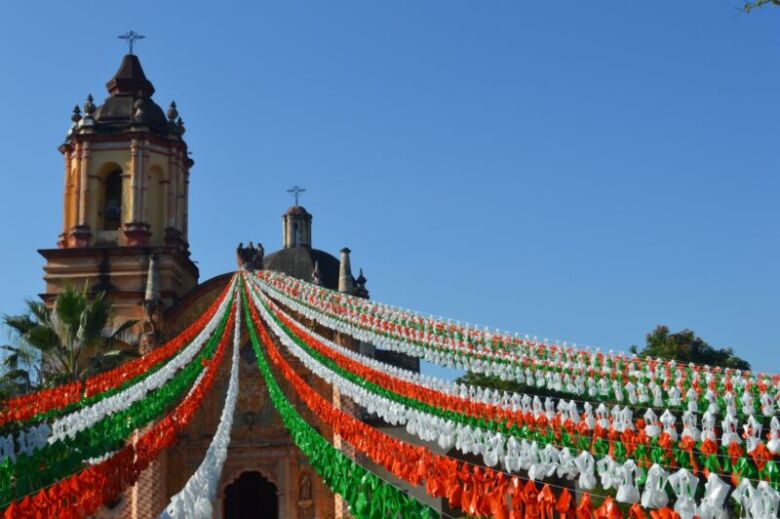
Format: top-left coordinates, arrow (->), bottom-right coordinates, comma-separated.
39,50 -> 199,321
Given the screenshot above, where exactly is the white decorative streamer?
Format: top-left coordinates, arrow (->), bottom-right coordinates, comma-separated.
254,271 -> 779,419
247,277 -> 780,513
160,286 -> 241,519
248,275 -> 772,451
0,277 -> 237,464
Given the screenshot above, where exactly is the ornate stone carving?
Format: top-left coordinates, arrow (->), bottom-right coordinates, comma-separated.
236,241 -> 264,271
297,472 -> 315,519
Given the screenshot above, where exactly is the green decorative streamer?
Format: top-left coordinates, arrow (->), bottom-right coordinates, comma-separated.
1,296 -> 235,436
258,295 -> 496,431
1,344 -> 180,436
254,289 -> 779,491
263,278 -> 769,418
242,289 -> 436,519
0,296 -> 234,507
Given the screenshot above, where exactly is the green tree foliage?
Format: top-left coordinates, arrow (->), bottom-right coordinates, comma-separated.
0,344 -> 35,400
630,325 -> 750,371
743,0 -> 780,12
0,287 -> 138,399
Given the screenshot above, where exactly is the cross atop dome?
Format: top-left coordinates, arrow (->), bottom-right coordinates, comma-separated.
286,185 -> 306,206
118,30 -> 145,55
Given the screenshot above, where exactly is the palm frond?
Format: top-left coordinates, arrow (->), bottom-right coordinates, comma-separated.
78,292 -> 113,348
54,287 -> 86,342
1,351 -> 19,369
6,287 -> 142,385
24,325 -> 60,352
0,344 -> 20,354
2,314 -> 38,336
0,368 -> 30,383
25,299 -> 50,324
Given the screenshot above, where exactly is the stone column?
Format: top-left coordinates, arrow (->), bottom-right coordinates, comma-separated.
138,139 -> 148,223
125,138 -> 150,246
337,248 -> 354,293
130,138 -> 140,223
68,141 -> 92,247
77,141 -> 90,227
331,384 -> 349,519
130,450 -> 168,518
60,148 -> 72,247
71,143 -> 82,227
182,168 -> 190,244
166,147 -> 177,229
176,152 -> 185,235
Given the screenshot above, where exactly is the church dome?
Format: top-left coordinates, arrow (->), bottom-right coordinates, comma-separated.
285,205 -> 310,217
263,247 -> 340,289
93,95 -> 169,135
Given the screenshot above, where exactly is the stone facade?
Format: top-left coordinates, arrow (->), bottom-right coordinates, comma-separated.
40,51 -> 406,519
164,278 -> 340,519
41,53 -> 341,519
85,273 -> 340,519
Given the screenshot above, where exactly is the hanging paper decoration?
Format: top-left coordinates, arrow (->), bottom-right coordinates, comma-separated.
240,284 -> 437,519
246,279 -> 777,498
160,293 -> 241,518
246,278 -> 778,513
0,252 -> 777,519
252,271 -> 779,419
0,280 -> 236,465
0,278 -> 236,430
85,277 -> 236,398
0,296 -> 236,507
1,291 -> 236,518
243,279 -> 644,519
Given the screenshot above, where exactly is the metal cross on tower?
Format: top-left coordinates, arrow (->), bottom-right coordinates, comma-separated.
287,185 -> 306,206
118,30 -> 145,55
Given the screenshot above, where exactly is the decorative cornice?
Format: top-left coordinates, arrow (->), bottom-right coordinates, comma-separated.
62,132 -> 188,155
38,245 -> 199,279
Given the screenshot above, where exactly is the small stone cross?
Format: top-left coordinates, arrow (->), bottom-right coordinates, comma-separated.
287,185 -> 306,206
118,30 -> 145,55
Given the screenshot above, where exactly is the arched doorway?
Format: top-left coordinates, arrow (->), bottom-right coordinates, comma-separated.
223,471 -> 278,519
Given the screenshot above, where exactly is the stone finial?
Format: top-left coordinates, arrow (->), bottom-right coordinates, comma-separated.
338,247 -> 355,293
254,243 -> 264,270
83,94 -> 96,117
133,90 -> 145,122
141,254 -> 162,352
176,117 -> 186,135
144,254 -> 161,305
167,101 -> 178,122
312,260 -> 323,286
236,242 -> 245,268
237,242 -> 263,271
71,105 -> 82,123
355,268 -> 369,299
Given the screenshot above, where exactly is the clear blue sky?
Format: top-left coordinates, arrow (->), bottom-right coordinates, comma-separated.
0,2 -> 777,374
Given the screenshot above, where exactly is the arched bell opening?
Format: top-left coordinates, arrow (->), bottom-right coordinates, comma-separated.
97,163 -> 123,231
223,470 -> 279,519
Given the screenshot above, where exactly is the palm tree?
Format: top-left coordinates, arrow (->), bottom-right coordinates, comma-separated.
0,344 -> 34,400
0,286 -> 138,395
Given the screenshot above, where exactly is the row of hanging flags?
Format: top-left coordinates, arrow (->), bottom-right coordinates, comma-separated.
0,269 -> 777,518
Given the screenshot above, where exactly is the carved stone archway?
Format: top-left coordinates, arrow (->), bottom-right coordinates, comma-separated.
217,463 -> 288,519
222,470 -> 278,519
